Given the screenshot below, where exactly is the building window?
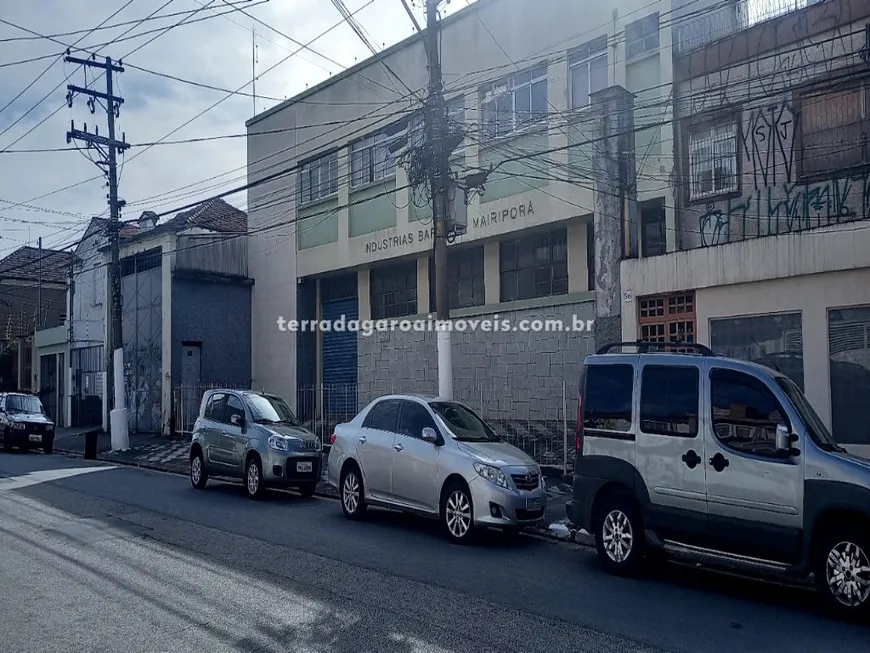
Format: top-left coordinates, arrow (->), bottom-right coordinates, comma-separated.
300,151 -> 338,204
638,292 -> 695,346
640,198 -> 666,256
351,131 -> 396,188
429,246 -> 485,312
370,261 -> 417,319
828,305 -> 870,445
499,228 -> 567,302
801,81 -> 870,178
447,95 -> 465,153
569,36 -> 608,109
626,13 -> 660,59
688,121 -> 738,200
710,312 -> 804,390
481,65 -> 548,139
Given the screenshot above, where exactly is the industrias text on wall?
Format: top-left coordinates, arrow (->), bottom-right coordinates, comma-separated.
360,200 -> 535,257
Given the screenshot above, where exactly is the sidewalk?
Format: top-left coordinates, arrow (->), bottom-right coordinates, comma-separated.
52,427 -> 584,542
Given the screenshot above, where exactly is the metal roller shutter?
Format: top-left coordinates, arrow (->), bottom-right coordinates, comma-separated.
321,297 -> 358,416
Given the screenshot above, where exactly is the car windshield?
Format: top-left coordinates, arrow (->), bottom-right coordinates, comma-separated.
246,394 -> 300,426
429,401 -> 500,442
6,395 -> 43,414
775,376 -> 843,452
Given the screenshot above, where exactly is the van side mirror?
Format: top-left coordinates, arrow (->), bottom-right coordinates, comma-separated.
421,427 -> 438,444
775,423 -> 792,457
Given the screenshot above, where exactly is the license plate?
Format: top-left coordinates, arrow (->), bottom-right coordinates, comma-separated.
296,462 -> 313,473
526,497 -> 542,510
29,434 -> 42,443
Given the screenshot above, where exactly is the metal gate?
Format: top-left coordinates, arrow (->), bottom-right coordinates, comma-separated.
72,345 -> 103,427
121,248 -> 163,434
321,297 -> 358,415
39,353 -> 57,423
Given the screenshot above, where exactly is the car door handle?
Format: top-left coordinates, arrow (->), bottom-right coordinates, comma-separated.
393,443 -> 404,452
709,452 -> 729,472
681,449 -> 701,469
358,436 -> 367,443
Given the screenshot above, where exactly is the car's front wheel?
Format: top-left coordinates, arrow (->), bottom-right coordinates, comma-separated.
190,448 -> 208,490
340,464 -> 367,520
441,480 -> 475,545
2,428 -> 11,453
814,526 -> 870,619
42,436 -> 54,455
244,455 -> 265,500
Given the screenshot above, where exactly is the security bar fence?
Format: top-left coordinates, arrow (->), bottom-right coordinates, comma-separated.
172,381 -> 579,473
296,381 -> 578,474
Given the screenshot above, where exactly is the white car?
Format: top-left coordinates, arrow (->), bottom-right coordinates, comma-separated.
327,394 -> 547,544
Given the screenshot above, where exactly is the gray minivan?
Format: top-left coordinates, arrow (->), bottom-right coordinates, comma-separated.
566,341 -> 870,618
189,389 -> 322,499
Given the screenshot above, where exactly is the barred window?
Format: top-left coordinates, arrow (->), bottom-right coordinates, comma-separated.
370,261 -> 417,319
351,131 -> 396,188
499,229 -> 568,302
801,82 -> 870,177
688,121 -> 738,200
481,65 -> 548,139
300,151 -> 338,204
429,246 -> 485,312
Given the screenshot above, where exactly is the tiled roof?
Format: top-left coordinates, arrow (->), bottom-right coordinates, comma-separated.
90,216 -> 141,239
166,198 -> 247,233
0,246 -> 74,283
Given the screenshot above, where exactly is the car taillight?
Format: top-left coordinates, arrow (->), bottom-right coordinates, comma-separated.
575,395 -> 584,455
330,432 -> 337,445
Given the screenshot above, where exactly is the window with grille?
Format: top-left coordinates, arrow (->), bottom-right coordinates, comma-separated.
300,151 -> 338,204
480,65 -> 548,139
429,246 -> 485,312
569,36 -> 608,109
370,261 -> 417,319
688,121 -> 738,200
351,131 -> 397,188
499,228 -> 568,302
638,292 -> 696,347
801,81 -> 870,178
626,13 -> 660,59
447,96 -> 466,154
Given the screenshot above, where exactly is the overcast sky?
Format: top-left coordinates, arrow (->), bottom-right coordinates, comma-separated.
0,0 -> 473,256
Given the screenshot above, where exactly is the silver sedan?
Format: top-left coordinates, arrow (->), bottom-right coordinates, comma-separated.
327,394 -> 547,544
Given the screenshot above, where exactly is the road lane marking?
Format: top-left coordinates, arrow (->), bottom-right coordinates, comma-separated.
0,465 -> 117,491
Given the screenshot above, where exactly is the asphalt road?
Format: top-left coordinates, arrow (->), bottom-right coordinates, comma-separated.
1,453 -> 867,653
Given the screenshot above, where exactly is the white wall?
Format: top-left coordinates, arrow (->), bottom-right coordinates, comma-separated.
71,231 -> 107,350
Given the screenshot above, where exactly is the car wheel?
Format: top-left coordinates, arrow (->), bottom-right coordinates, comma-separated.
298,482 -> 317,498
42,436 -> 54,455
441,480 -> 475,545
814,526 -> 870,620
244,455 -> 265,500
594,492 -> 645,576
2,428 -> 11,453
340,464 -> 367,520
190,449 -> 208,490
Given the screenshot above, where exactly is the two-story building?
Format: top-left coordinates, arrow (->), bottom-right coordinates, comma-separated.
246,0 -> 677,463
621,0 -> 870,455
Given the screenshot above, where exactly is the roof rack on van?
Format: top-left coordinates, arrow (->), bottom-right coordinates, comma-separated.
596,341 -> 716,356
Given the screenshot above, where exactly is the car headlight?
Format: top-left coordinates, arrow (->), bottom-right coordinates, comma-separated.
473,462 -> 509,489
11,422 -> 25,430
268,435 -> 289,451
45,424 -> 54,431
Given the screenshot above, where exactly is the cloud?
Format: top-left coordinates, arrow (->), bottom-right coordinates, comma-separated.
0,0 -> 469,255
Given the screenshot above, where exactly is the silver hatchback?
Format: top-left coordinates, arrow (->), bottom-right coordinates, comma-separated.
327,394 -> 547,544
189,389 -> 322,499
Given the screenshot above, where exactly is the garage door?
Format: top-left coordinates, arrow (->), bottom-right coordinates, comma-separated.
321,297 -> 358,416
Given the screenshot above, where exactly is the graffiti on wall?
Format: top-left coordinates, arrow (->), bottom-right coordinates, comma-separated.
694,97 -> 870,247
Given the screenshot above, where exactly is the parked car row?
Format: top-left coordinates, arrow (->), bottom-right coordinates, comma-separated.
187,387 -> 547,545
182,340 -> 870,620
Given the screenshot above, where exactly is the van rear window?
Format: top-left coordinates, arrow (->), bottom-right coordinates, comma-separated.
584,365 -> 633,432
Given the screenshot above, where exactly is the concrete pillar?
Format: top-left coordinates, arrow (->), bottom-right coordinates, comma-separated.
590,85 -> 638,352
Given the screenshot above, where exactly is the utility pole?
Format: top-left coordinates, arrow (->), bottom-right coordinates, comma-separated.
64,52 -> 130,450
425,0 -> 453,400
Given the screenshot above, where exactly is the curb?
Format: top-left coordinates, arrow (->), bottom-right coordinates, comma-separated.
52,448 -> 584,544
